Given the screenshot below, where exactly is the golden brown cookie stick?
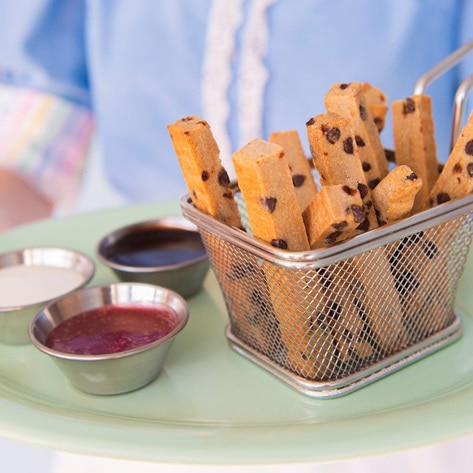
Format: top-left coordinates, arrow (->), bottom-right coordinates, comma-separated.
269,129 -> 318,212
344,254 -> 409,353
372,165 -> 423,225
232,138 -> 310,251
387,229 -> 455,338
302,185 -> 366,248
362,82 -> 389,133
306,112 -> 378,232
324,82 -> 389,189
429,110 -> 473,207
262,263 -> 339,380
167,115 -> 241,228
392,95 -> 439,213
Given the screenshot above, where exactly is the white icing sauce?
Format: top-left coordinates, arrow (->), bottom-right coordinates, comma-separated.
0,265 -> 85,308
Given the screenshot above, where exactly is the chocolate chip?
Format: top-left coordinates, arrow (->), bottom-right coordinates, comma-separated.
316,267 -> 333,290
355,135 -> 365,147
403,97 -> 416,114
332,221 -> 349,230
391,232 -> 423,257
327,301 -> 341,321
357,183 -> 368,199
323,126 -> 341,144
468,163 -> 473,177
393,269 -> 420,294
306,117 -> 315,126
340,83 -> 349,90
368,178 -> 380,189
465,140 -> 473,156
343,137 -> 354,154
423,241 -> 438,259
453,163 -> 462,173
222,191 -> 233,199
351,205 -> 366,223
342,328 -> 353,341
311,310 -> 328,329
411,231 -> 424,243
292,174 -> 306,187
218,169 -> 230,186
201,170 -> 209,181
342,185 -> 357,196
406,172 -> 418,181
227,262 -> 257,281
259,197 -> 277,213
184,131 -> 190,135
359,105 -> 367,121
362,162 -> 371,172
356,217 -> 370,232
326,231 -> 343,243
271,238 -> 288,249
436,192 -> 451,204
249,290 -> 265,313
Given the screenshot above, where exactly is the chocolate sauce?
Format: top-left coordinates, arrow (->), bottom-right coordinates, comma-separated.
104,228 -> 206,267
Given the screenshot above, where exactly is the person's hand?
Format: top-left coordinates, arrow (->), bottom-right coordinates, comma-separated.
0,168 -> 53,232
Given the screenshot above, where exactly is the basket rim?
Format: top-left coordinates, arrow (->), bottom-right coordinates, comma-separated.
180,192 -> 473,269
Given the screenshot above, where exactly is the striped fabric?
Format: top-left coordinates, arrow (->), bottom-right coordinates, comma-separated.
0,84 -> 94,211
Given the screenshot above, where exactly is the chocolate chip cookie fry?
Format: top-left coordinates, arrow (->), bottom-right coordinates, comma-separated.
324,82 -> 389,189
344,253 -> 409,353
362,82 -> 389,133
387,230 -> 454,338
306,112 -> 378,232
392,95 -> 440,213
264,260 -> 380,380
302,185 -> 366,249
211,237 -> 282,357
262,263 -> 339,380
372,165 -> 423,225
269,129 -> 318,212
429,110 -> 473,207
313,266 -> 375,362
167,115 -> 241,228
232,138 -> 310,251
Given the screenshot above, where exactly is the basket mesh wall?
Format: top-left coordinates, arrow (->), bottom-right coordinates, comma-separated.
199,211 -> 473,383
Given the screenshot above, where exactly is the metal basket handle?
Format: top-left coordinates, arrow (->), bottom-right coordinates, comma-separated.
413,38 -> 473,150
451,73 -> 473,148
414,38 -> 473,95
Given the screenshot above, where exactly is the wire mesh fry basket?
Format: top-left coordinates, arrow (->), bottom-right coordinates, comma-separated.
180,39 -> 473,398
182,192 -> 473,398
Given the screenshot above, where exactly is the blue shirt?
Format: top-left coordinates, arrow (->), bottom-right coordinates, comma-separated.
0,0 -> 471,204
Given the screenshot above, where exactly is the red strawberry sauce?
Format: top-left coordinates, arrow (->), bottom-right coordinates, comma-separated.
46,304 -> 178,355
